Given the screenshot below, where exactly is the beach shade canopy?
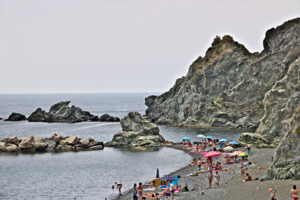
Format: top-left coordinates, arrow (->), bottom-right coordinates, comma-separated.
156,168 -> 160,178
230,151 -> 244,157
219,139 -> 228,143
182,137 -> 191,141
224,146 -> 234,151
196,134 -> 206,139
239,152 -> 249,157
201,152 -> 209,155
203,151 -> 221,158
206,136 -> 214,140
161,175 -> 176,181
229,141 -> 240,145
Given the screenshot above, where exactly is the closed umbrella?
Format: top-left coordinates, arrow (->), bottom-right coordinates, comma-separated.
156,168 -> 160,178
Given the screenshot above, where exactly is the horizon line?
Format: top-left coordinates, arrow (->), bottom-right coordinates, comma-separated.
0,91 -> 163,95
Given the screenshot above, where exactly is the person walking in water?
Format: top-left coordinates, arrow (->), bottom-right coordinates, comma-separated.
207,170 -> 213,188
115,182 -> 122,196
290,185 -> 299,200
132,183 -> 138,200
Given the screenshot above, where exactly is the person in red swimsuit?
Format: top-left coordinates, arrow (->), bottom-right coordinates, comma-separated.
290,185 -> 299,200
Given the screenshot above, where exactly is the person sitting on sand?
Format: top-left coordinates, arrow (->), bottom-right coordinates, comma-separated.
290,185 -> 299,200
207,170 -> 213,188
188,158 -> 197,166
243,173 -> 252,182
115,181 -> 122,195
214,171 -> 220,187
197,158 -> 202,170
240,166 -> 246,177
184,141 -> 193,149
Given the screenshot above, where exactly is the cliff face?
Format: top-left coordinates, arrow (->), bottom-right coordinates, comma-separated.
145,18 -> 300,141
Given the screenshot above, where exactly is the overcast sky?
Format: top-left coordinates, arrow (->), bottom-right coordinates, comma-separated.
0,0 -> 299,94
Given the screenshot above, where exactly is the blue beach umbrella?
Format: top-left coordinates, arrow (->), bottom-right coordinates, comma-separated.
219,138 -> 228,143
182,137 -> 191,141
206,136 -> 214,140
229,141 -> 240,145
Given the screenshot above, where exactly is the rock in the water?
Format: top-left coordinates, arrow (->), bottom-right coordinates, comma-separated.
0,142 -> 7,151
98,114 -> 120,122
5,144 -> 19,152
5,112 -> 27,121
62,136 -> 79,145
28,101 -> 99,123
19,136 -> 35,149
33,137 -> 48,151
0,117 -> 3,120
3,136 -> 19,145
266,106 -> 300,179
145,18 -> 300,131
106,112 -> 165,147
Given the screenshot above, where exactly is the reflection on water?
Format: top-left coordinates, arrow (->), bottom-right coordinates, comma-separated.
0,147 -> 192,200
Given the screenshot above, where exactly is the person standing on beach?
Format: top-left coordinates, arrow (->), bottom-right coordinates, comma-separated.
214,171 -> 220,187
207,170 -> 213,188
290,185 -> 299,200
132,183 -> 138,200
137,182 -> 143,200
269,188 -> 277,200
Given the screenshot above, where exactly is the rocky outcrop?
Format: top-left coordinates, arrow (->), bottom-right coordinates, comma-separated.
266,106 -> 300,179
106,112 -> 165,147
98,114 -> 120,122
5,112 -> 27,121
0,134 -> 104,153
145,18 -> 300,132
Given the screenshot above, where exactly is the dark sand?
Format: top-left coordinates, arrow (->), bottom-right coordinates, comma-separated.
117,145 -> 300,200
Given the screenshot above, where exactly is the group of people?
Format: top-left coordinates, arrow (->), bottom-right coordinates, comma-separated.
269,185 -> 299,200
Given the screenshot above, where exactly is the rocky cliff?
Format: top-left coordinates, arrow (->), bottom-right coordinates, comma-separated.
145,18 -> 300,147
266,106 -> 300,179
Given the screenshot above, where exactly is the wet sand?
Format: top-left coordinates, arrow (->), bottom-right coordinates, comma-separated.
117,145 -> 300,200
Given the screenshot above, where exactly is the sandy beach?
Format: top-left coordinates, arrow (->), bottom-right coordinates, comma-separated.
117,145 -> 300,200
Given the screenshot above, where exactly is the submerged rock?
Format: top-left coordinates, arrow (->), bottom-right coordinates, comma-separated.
5,112 -> 27,121
106,112 -> 165,147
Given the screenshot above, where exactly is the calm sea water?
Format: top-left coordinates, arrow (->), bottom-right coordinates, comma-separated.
0,93 -> 243,199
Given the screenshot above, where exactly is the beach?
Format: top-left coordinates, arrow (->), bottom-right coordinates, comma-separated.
117,145 -> 300,200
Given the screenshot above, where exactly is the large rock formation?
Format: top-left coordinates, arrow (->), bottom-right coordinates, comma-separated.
98,114 -> 120,122
266,106 -> 300,179
0,134 -> 104,153
145,18 -> 300,141
4,112 -> 27,121
106,112 -> 165,147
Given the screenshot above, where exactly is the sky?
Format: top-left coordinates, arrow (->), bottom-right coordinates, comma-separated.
0,0 -> 299,94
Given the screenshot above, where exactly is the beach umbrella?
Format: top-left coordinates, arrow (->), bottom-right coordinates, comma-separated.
229,141 -> 240,145
219,139 -> 228,143
224,146 -> 234,151
203,151 -> 221,158
196,134 -> 206,139
230,151 -> 244,157
206,136 -> 214,140
156,168 -> 160,178
239,152 -> 248,157
201,152 -> 209,155
161,175 -> 176,181
182,137 -> 191,141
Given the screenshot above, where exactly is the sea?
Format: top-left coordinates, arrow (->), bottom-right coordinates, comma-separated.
0,93 -> 243,199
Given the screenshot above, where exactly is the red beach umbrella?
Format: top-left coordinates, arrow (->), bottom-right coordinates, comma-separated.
203,151 -> 221,158
201,152 -> 209,155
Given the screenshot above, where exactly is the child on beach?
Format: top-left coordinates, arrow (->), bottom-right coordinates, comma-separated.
214,171 -> 220,187
290,185 -> 299,200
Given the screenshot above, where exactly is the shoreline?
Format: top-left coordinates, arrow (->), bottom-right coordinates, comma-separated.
116,145 -> 300,200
